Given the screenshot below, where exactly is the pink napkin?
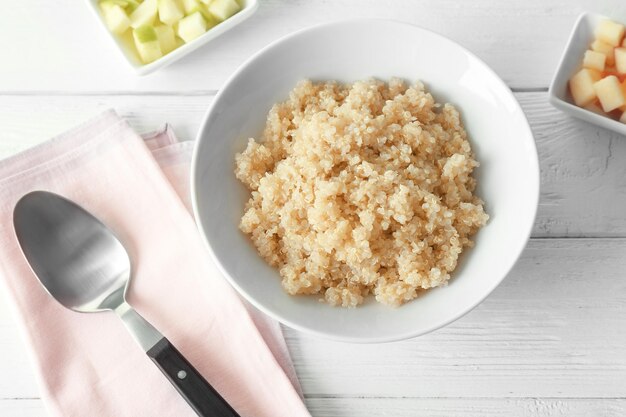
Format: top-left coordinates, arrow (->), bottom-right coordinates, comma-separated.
0,110 -> 309,417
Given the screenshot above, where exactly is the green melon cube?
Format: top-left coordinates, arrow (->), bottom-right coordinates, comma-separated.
100,2 -> 131,34
155,24 -> 177,53
134,25 -> 158,42
188,4 -> 220,28
102,0 -> 140,11
180,0 -> 201,14
207,0 -> 240,21
124,0 -> 140,11
177,11 -> 207,43
130,0 -> 158,28
133,25 -> 163,63
158,0 -> 184,26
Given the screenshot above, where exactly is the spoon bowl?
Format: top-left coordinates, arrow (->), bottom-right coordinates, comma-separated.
13,191 -> 130,313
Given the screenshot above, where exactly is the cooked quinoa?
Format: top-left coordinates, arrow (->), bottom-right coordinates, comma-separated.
235,78 -> 488,307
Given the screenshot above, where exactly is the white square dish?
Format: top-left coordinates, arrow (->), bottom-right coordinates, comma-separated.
549,12 -> 626,135
85,0 -> 259,76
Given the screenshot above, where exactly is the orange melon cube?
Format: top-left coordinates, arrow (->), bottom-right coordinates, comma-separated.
593,75 -> 626,112
569,68 -> 601,106
584,102 -> 605,115
591,40 -> 615,66
583,49 -> 606,71
595,20 -> 625,46
615,47 -> 626,74
619,80 -> 626,111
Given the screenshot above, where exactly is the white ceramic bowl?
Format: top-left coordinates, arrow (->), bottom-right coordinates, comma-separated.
191,19 -> 539,343
549,12 -> 626,135
85,0 -> 258,75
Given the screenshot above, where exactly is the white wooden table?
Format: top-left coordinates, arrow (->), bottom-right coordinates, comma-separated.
1,1 -> 626,416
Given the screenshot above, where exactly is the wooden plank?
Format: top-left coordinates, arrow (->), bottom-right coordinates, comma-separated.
0,0 -> 616,92
285,239 -> 626,398
0,400 -> 46,417
304,398 -> 626,417
1,398 -> 625,417
0,95 -> 212,156
0,92 -> 624,237
521,92 -> 626,237
2,239 -> 626,399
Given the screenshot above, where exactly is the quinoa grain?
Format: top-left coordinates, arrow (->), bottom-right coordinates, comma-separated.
235,79 -> 488,307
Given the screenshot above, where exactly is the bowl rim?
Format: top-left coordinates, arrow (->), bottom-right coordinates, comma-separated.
191,18 -> 540,343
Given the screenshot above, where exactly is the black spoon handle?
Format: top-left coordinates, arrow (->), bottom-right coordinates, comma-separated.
147,338 -> 240,417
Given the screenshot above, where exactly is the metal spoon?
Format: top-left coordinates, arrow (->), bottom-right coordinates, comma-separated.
13,191 -> 240,417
